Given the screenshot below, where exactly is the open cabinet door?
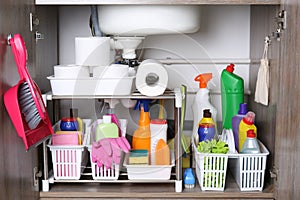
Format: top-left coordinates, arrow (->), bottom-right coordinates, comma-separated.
0,0 -> 40,199
275,0 -> 300,199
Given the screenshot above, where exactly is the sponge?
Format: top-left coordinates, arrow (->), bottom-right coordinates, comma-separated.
129,150 -> 149,165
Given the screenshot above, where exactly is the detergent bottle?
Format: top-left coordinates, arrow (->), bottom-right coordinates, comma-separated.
132,101 -> 151,154
192,73 -> 217,144
198,109 -> 217,142
240,129 -> 260,154
238,111 -> 257,152
232,103 -> 248,151
95,115 -> 119,141
221,63 -> 244,129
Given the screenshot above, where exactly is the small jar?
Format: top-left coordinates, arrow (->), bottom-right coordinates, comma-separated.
60,117 -> 79,131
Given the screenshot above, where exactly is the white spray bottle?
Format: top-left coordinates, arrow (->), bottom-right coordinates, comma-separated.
192,73 -> 217,144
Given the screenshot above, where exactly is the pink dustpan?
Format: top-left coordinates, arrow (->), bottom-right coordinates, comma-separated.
4,34 -> 53,150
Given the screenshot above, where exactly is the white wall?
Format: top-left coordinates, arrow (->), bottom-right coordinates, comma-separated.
57,5 -> 251,131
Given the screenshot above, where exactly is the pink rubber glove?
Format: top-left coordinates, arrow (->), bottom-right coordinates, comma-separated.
110,137 -> 131,164
116,137 -> 131,153
91,139 -> 112,169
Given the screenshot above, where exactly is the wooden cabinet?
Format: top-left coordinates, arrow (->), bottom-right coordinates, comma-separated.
0,0 -> 39,200
1,0 -> 300,199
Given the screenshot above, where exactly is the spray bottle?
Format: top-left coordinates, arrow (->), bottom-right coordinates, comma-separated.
192,73 -> 217,144
132,100 -> 151,153
104,99 -> 121,137
221,63 -> 244,129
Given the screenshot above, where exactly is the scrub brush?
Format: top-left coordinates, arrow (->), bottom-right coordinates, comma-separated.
18,82 -> 42,129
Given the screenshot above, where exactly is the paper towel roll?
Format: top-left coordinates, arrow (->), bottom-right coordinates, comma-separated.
75,37 -> 111,66
135,59 -> 168,96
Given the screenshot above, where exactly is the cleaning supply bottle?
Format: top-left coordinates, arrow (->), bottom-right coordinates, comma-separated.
104,99 -> 122,137
221,63 -> 244,129
232,103 -> 247,151
198,109 -> 217,142
238,111 -> 257,152
70,108 -> 83,132
192,73 -> 217,144
95,115 -> 119,141
184,168 -> 195,189
132,103 -> 151,153
240,129 -> 260,154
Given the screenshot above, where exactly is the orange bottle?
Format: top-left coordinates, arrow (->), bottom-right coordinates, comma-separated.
132,105 -> 151,153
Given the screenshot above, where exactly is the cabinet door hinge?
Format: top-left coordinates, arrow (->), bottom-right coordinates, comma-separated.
272,10 -> 287,40
270,166 -> 278,181
33,167 -> 42,188
29,13 -> 39,32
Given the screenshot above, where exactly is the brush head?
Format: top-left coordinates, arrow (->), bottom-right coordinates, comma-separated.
18,82 -> 42,129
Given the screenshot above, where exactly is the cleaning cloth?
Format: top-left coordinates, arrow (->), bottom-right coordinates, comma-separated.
255,37 -> 270,106
92,137 -> 131,169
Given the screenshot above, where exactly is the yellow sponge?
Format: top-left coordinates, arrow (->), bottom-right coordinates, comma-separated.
129,150 -> 149,165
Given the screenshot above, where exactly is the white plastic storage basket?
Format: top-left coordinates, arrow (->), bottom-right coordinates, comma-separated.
49,145 -> 85,180
193,143 -> 228,191
48,119 -> 92,180
88,148 -> 120,180
228,141 -> 269,191
85,119 -> 127,180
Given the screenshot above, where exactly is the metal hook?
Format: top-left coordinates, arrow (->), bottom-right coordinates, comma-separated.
265,36 -> 271,45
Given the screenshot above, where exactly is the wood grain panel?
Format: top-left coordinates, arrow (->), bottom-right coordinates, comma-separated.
35,0 -> 280,5
275,0 -> 300,199
40,173 -> 274,199
0,0 -> 39,199
249,5 -> 279,188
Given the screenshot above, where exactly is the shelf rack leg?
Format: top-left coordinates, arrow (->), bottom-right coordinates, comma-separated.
42,140 -> 49,192
174,88 -> 182,192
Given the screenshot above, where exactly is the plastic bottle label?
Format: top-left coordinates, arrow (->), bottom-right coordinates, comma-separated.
198,123 -> 215,142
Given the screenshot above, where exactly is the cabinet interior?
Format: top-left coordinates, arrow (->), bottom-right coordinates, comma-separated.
36,3 -> 280,197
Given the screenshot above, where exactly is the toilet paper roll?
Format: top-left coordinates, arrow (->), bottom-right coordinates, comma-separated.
135,59 -> 168,96
75,37 -> 111,66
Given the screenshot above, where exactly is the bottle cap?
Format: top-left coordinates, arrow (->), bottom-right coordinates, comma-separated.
194,73 -> 212,88
238,103 -> 247,115
103,115 -> 112,123
151,119 -> 167,124
247,129 -> 256,138
243,111 -> 255,125
225,63 -> 235,73
203,109 -> 212,118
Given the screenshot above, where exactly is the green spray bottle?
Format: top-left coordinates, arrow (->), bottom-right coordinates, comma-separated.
221,63 -> 244,129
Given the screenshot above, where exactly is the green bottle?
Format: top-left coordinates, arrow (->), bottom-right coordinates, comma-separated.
221,63 -> 244,129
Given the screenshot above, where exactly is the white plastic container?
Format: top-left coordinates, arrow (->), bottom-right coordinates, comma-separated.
93,64 -> 129,78
123,153 -> 174,180
87,147 -> 120,180
48,76 -> 135,95
228,140 -> 269,191
193,143 -> 228,191
48,119 -> 92,180
86,119 -> 128,180
54,64 -> 90,78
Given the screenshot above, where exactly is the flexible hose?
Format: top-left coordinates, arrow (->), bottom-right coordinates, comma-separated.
90,5 -> 102,37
